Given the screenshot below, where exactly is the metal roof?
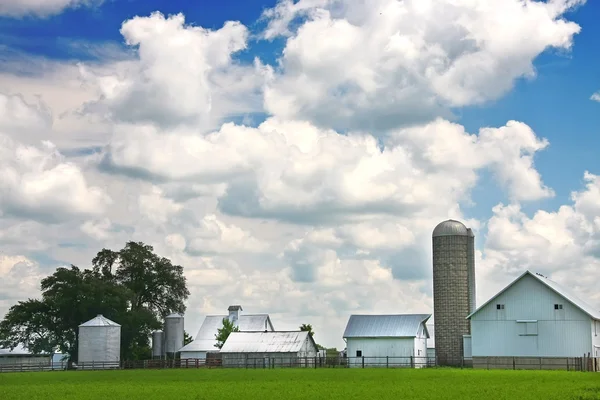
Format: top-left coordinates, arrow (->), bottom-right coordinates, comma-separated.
467,270 -> 600,320
343,314 -> 432,338
0,346 -> 32,356
78,314 -> 120,327
220,331 -> 313,353
179,314 -> 274,353
432,219 -> 469,237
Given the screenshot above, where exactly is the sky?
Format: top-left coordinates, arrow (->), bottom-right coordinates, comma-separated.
0,0 -> 599,350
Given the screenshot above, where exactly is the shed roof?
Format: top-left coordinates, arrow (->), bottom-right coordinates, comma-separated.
220,331 -> 314,353
467,270 -> 600,320
179,314 -> 274,353
343,314 -> 431,338
78,314 -> 120,327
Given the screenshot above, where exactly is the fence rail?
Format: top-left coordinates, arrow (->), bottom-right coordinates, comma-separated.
1,355 -> 598,373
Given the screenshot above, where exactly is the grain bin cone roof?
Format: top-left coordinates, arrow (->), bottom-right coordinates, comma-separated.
79,314 -> 121,327
432,219 -> 469,237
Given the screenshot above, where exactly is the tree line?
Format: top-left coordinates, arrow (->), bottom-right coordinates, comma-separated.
0,242 -> 190,364
0,241 -> 336,363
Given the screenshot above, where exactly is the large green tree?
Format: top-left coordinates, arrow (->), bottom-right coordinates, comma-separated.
0,241 -> 190,363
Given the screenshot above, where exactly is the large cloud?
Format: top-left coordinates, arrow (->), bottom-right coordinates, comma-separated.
78,12 -> 268,132
0,93 -> 112,223
261,0 -> 584,132
102,117 -> 552,225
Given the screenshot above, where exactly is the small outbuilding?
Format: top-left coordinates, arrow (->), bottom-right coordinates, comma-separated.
343,314 -> 431,368
0,346 -> 51,371
467,270 -> 600,369
77,314 -> 121,369
220,331 -> 318,368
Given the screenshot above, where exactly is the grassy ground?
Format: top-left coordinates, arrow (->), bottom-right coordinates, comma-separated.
1,368 -> 599,400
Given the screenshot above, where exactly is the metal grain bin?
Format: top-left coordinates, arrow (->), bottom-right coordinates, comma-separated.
432,219 -> 476,367
77,314 -> 121,369
152,330 -> 164,359
163,313 -> 184,358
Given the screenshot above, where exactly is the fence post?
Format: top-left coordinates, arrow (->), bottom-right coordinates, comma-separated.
513,357 -> 515,370
410,356 -> 414,369
386,356 -> 389,368
362,356 -> 364,369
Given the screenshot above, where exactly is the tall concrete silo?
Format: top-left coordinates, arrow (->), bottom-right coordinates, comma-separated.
151,330 -> 164,359
163,313 -> 184,359
432,219 -> 476,367
77,314 -> 121,369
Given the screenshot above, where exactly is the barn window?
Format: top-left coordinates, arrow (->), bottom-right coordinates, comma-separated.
356,350 -> 362,357
517,320 -> 538,336
554,304 -> 565,320
496,304 -> 506,320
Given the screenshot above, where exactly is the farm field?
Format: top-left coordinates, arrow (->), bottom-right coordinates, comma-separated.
1,368 -> 599,400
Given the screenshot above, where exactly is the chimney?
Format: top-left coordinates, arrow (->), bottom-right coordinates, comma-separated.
228,305 -> 242,324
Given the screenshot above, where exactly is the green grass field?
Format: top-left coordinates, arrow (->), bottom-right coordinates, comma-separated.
1,368 -> 599,400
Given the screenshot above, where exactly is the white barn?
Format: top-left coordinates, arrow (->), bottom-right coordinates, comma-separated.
467,270 -> 600,368
179,305 -> 274,360
220,331 -> 318,368
343,314 -> 431,368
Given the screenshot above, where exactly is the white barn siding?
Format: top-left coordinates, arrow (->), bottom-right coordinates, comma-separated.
347,338 -> 415,367
463,336 -> 472,359
471,273 -> 594,357
414,324 -> 427,360
298,335 -> 317,357
592,320 -> 600,357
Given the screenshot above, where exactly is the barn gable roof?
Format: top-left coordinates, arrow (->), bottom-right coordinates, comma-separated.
467,270 -> 600,320
219,331 -> 316,353
343,314 -> 431,338
178,314 -> 274,353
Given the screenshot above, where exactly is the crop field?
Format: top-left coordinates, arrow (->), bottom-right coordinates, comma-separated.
1,368 -> 599,400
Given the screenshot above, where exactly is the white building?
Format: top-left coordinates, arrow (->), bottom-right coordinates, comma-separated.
467,270 -> 600,366
220,331 -> 318,368
342,314 -> 431,368
0,346 -> 51,371
179,305 -> 274,360
77,314 -> 121,369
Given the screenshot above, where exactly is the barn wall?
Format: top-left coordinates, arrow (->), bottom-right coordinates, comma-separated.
222,352 -> 311,368
592,320 -> 600,357
414,323 -> 427,361
471,274 -> 593,357
0,356 -> 51,366
346,337 -> 415,368
298,336 -> 318,357
180,351 -> 207,360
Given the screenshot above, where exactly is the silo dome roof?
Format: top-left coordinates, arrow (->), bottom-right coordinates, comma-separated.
79,314 -> 120,327
432,219 -> 469,237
